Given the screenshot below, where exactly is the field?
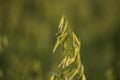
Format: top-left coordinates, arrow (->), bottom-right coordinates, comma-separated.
0,0 -> 120,80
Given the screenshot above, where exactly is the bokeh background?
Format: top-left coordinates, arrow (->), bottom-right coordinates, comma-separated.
0,0 -> 120,80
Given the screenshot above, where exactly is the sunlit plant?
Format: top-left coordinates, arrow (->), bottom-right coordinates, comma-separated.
50,16 -> 86,80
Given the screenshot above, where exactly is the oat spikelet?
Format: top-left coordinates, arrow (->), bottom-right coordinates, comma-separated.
50,15 -> 86,80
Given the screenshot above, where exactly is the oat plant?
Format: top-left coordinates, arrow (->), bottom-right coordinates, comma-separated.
50,16 -> 86,80
105,67 -> 116,80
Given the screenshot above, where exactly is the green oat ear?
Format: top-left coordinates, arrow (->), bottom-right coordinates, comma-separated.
51,15 -> 86,80
53,15 -> 68,53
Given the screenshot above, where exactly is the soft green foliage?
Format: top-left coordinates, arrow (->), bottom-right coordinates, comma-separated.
50,16 -> 86,80
0,0 -> 120,80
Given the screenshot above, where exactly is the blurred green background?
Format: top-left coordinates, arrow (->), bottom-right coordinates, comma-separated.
0,0 -> 120,80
